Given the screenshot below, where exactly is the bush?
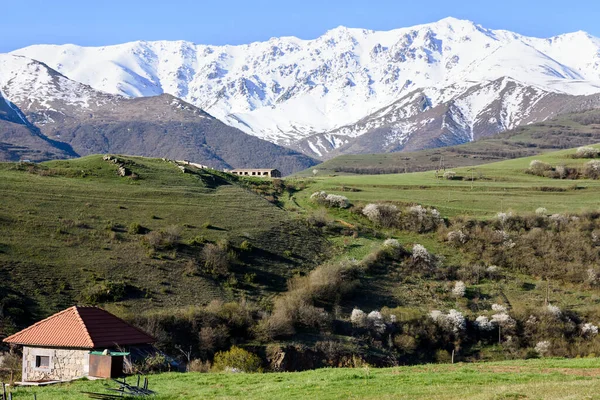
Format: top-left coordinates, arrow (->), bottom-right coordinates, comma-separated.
400,205 -> 443,233
452,281 -> 466,297
443,171 -> 456,180
212,346 -> 262,372
143,226 -> 181,250
187,359 -> 211,372
128,222 -> 145,234
310,191 -> 350,208
134,353 -> 171,374
362,203 -> 399,228
528,160 -> 552,176
201,243 -> 231,277
81,280 -> 127,304
583,160 -> 600,179
575,146 -> 600,159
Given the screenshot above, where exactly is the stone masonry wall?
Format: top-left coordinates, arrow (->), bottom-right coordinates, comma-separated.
23,346 -> 90,382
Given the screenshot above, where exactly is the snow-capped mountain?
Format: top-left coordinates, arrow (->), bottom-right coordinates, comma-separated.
8,17 -> 600,158
0,54 -> 317,173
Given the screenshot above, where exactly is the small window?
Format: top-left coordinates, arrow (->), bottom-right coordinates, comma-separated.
36,355 -> 50,368
263,172 -> 268,176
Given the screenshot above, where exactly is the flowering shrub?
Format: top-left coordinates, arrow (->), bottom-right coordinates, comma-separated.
546,304 -> 562,317
575,146 -> 600,159
534,341 -> 551,356
402,205 -> 443,233
325,194 -> 350,208
443,171 -> 456,180
350,308 -> 367,327
310,191 -> 350,208
475,316 -> 494,331
581,323 -> 599,337
535,207 -> 548,216
583,160 -> 600,179
412,244 -> 430,262
491,312 -> 516,329
496,212 -> 513,225
430,309 -> 466,334
528,160 -> 552,176
447,230 -> 467,245
382,238 -> 401,248
491,304 -> 508,313
362,203 -> 399,227
367,311 -> 386,333
452,281 -> 466,297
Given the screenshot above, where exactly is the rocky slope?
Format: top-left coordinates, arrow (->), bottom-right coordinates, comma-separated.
0,55 -> 317,174
10,17 -> 600,157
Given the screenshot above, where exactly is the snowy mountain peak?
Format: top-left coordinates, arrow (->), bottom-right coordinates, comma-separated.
5,18 -> 600,158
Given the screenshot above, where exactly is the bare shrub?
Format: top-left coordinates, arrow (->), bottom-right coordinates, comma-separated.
201,243 -> 230,277
187,359 -> 211,372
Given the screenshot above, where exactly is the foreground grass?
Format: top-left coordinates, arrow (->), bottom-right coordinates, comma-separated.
12,358 -> 600,399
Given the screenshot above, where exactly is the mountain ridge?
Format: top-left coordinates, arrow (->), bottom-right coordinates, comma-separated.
6,17 -> 600,158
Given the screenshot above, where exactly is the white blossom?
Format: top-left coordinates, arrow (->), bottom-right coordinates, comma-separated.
576,146 -> 600,158
492,304 -> 507,313
491,312 -> 516,328
475,316 -> 494,331
452,281 -> 466,297
367,311 -> 386,333
350,308 -> 367,327
496,212 -> 513,224
382,238 -> 401,249
535,341 -> 551,356
430,309 -> 465,334
412,244 -> 430,262
546,304 -> 561,317
582,323 -> 599,337
447,230 -> 467,245
325,194 -> 350,208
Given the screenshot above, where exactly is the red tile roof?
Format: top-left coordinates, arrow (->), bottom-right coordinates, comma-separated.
3,306 -> 155,349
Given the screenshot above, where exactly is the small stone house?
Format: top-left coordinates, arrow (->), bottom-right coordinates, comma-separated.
3,306 -> 155,382
230,168 -> 282,178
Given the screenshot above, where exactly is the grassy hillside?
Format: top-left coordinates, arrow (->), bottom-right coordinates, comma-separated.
0,155 -> 326,326
306,108 -> 600,176
296,145 -> 600,218
11,358 -> 600,399
2,147 -> 600,373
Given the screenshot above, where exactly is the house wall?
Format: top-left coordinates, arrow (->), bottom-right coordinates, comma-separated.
22,346 -> 90,382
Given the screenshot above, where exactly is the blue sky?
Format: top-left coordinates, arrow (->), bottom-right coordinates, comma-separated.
3,0 -> 599,52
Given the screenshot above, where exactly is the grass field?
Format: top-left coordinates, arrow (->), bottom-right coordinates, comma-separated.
295,146 -> 600,218
10,358 -> 600,399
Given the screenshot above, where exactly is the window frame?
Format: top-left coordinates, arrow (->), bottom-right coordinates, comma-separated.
35,355 -> 51,369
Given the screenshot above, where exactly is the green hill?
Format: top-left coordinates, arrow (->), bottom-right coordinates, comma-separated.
0,155 -> 326,326
306,108 -> 600,176
2,147 -> 600,372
